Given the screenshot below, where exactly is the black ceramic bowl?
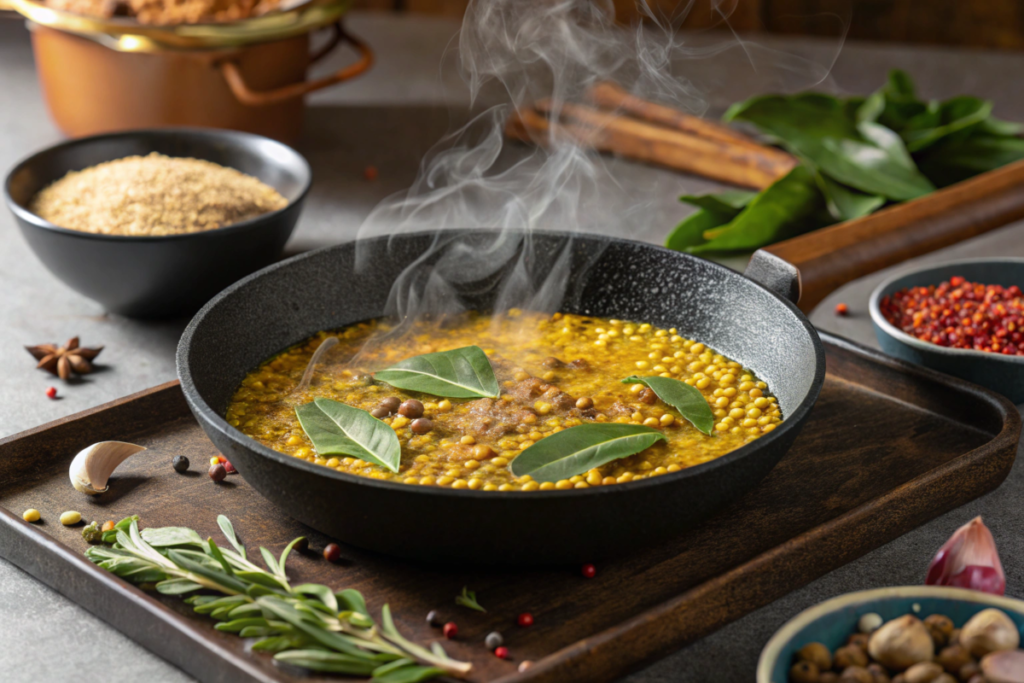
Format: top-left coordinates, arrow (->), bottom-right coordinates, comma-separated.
4,128 -> 311,319
870,258 -> 1024,403
178,232 -> 825,564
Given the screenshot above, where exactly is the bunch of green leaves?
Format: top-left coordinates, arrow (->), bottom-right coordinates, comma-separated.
85,515 -> 470,681
666,70 -> 1024,253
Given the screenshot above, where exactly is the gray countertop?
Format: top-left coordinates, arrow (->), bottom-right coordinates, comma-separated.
2,12 -> 1024,682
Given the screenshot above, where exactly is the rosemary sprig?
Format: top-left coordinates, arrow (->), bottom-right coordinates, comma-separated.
455,586 -> 485,613
85,515 -> 471,679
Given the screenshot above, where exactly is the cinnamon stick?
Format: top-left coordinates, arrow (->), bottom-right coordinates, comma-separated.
515,99 -> 793,189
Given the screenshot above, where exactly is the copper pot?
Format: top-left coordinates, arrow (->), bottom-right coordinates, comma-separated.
3,0 -> 372,142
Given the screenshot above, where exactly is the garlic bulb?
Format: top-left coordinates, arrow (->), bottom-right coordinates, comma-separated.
961,608 -> 1020,658
69,441 -> 146,495
982,649 -> 1024,683
868,615 -> 935,670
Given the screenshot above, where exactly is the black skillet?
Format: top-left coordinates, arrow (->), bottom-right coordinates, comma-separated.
177,231 -> 825,564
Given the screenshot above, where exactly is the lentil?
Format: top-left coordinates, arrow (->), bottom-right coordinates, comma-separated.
22,509 -> 40,523
60,510 -> 82,525
227,312 -> 782,491
881,276 -> 1024,355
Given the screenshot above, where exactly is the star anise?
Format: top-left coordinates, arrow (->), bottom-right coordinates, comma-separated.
25,337 -> 104,380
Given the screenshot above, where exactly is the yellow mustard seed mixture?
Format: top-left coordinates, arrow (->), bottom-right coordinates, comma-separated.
30,152 -> 288,236
227,311 -> 782,491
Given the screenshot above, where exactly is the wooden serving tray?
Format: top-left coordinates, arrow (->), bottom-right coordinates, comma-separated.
0,333 -> 1018,683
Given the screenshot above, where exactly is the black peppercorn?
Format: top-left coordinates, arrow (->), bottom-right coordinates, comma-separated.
172,455 -> 190,473
426,610 -> 441,627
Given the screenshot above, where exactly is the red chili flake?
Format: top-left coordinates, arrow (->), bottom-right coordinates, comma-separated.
45,386 -> 57,399
363,165 -> 378,181
323,543 -> 342,563
443,622 -> 458,639
517,612 -> 534,627
835,302 -> 849,316
581,563 -> 596,578
224,460 -> 237,474
494,646 -> 509,660
880,277 -> 1024,356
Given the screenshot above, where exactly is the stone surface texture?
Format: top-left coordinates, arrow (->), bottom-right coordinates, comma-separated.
1,11 -> 1024,682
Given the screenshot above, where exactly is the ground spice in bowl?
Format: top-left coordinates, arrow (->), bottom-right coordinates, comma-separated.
29,152 -> 288,237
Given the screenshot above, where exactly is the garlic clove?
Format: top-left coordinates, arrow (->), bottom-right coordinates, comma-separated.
69,441 -> 146,495
925,516 -> 1006,595
961,608 -> 1021,658
982,649 -> 1024,683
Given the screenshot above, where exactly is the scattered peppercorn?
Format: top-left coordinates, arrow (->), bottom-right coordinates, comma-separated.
60,510 -> 82,525
518,612 -> 534,627
494,646 -> 509,660
443,622 -> 458,639
835,302 -> 849,316
485,632 -> 504,650
22,509 -> 40,523
518,661 -> 533,673
582,563 -> 596,578
323,543 -> 342,563
292,537 -> 309,554
426,610 -> 441,627
172,455 -> 190,473
101,520 -> 115,532
363,165 -> 378,181
881,277 -> 1024,355
224,460 -> 237,474
410,418 -> 433,434
45,386 -> 57,399
208,463 -> 227,482
398,399 -> 424,419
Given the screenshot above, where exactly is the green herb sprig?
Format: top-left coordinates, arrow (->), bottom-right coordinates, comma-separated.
85,515 -> 470,680
455,586 -> 485,613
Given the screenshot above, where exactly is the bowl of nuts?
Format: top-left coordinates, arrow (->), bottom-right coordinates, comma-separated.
758,586 -> 1024,683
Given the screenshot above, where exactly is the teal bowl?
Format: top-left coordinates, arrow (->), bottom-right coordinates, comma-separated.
757,586 -> 1024,683
869,259 -> 1024,402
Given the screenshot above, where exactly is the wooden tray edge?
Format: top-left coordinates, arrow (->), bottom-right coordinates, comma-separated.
508,335 -> 1022,682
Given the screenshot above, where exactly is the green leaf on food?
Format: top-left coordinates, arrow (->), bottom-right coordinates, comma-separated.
509,423 -> 667,483
455,586 -> 485,613
620,376 -> 714,435
374,345 -> 499,399
295,398 -> 401,472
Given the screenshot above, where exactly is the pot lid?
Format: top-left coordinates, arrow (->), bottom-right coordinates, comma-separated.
0,0 -> 351,51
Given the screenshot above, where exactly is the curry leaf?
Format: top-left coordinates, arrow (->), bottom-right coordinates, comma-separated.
817,174 -> 885,222
620,376 -> 714,435
295,398 -> 401,472
509,424 -> 667,483
916,133 -> 1024,187
666,191 -> 754,251
374,346 -> 499,398
688,165 -> 825,253
901,96 -> 992,152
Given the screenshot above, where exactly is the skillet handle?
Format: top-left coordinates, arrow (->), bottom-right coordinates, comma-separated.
745,250 -> 801,304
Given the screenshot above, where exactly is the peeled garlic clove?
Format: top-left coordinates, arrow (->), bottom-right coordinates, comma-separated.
69,441 -> 146,495
868,615 -> 935,671
925,516 -> 1006,595
961,608 -> 1020,658
983,649 -> 1024,683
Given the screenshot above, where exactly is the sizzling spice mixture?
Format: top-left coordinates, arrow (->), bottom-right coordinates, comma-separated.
45,0 -> 284,25
227,311 -> 782,491
30,153 -> 287,237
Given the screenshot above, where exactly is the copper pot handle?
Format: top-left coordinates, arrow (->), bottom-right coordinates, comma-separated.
220,22 -> 373,107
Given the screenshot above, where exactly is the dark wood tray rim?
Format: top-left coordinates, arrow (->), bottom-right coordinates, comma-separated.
0,333 -> 1019,683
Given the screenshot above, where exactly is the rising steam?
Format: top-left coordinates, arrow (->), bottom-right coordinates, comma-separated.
354,0 -> 847,331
